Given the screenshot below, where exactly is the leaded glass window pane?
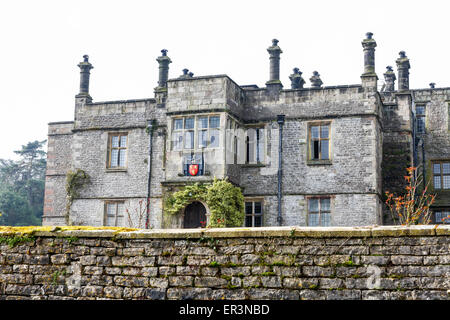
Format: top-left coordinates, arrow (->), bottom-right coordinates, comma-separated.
120,136 -> 127,148
311,126 -> 319,139
254,202 -> 262,214
245,202 -> 253,215
184,131 -> 194,149
416,106 -> 425,115
209,116 -> 220,128
173,132 -> 183,150
321,212 -> 331,226
434,176 -> 441,189
321,125 -> 329,138
185,118 -> 194,129
198,117 -> 208,129
309,199 -> 319,212
433,163 -> 441,174
210,129 -> 219,147
110,149 -> 119,167
174,119 -> 183,130
106,203 -> 116,226
417,118 -> 425,133
443,175 -> 450,189
106,203 -> 115,216
443,163 -> 450,174
321,140 -> 329,160
245,216 -> 252,227
118,150 -> 126,167
321,198 -> 330,211
254,216 -> 262,227
256,129 -> 265,163
111,136 -> 119,148
116,203 -> 124,225
308,213 -> 319,226
198,130 -> 207,148
106,215 -> 115,226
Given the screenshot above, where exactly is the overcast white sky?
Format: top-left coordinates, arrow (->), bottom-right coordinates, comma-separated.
0,0 -> 449,160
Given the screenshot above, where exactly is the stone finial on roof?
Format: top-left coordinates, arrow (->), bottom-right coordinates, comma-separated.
289,67 -> 305,89
179,68 -> 193,79
310,71 -> 323,88
383,65 -> 396,92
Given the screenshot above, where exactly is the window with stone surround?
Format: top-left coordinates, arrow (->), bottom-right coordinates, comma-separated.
172,115 -> 220,151
104,201 -> 125,226
416,105 -> 426,134
433,161 -> 450,190
245,200 -> 263,227
307,197 -> 331,226
307,122 -> 330,163
107,133 -> 128,169
433,209 -> 450,224
246,127 -> 265,164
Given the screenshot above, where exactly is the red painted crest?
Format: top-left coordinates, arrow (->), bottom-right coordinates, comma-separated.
189,164 -> 199,176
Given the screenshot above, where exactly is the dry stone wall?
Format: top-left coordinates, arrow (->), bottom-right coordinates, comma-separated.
0,226 -> 448,300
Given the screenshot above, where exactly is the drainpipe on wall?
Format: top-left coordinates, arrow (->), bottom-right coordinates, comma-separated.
421,138 -> 426,190
277,115 -> 285,226
145,120 -> 154,229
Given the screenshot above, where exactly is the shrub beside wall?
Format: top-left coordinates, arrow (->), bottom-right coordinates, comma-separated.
0,225 -> 448,300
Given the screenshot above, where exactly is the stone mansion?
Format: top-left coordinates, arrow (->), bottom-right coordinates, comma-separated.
42,33 -> 450,228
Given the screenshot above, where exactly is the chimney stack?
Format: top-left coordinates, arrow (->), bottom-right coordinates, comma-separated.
76,55 -> 93,100
396,51 -> 410,91
383,66 -> 396,92
156,49 -> 172,89
266,39 -> 283,91
361,32 -> 378,90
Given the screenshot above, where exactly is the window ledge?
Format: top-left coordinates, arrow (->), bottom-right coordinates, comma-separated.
306,160 -> 332,166
241,163 -> 266,168
105,168 -> 128,173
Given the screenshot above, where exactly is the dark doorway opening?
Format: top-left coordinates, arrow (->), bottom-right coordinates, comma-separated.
183,201 -> 207,228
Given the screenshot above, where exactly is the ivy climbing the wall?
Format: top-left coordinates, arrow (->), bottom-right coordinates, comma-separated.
164,178 -> 244,228
65,169 -> 90,225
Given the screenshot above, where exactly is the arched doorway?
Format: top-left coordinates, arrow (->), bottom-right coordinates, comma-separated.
183,201 -> 207,228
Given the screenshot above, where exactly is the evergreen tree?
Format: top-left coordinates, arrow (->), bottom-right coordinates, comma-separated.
0,140 -> 46,226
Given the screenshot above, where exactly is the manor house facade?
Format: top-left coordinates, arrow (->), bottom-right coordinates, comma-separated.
42,33 -> 450,228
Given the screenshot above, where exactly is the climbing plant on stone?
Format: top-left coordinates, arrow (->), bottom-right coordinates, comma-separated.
65,169 -> 90,225
206,178 -> 244,228
164,178 -> 244,228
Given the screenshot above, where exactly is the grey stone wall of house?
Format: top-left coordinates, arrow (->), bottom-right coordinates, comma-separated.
0,226 -> 448,300
412,88 -> 450,210
43,122 -> 75,226
238,86 -> 383,226
380,90 -> 414,224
